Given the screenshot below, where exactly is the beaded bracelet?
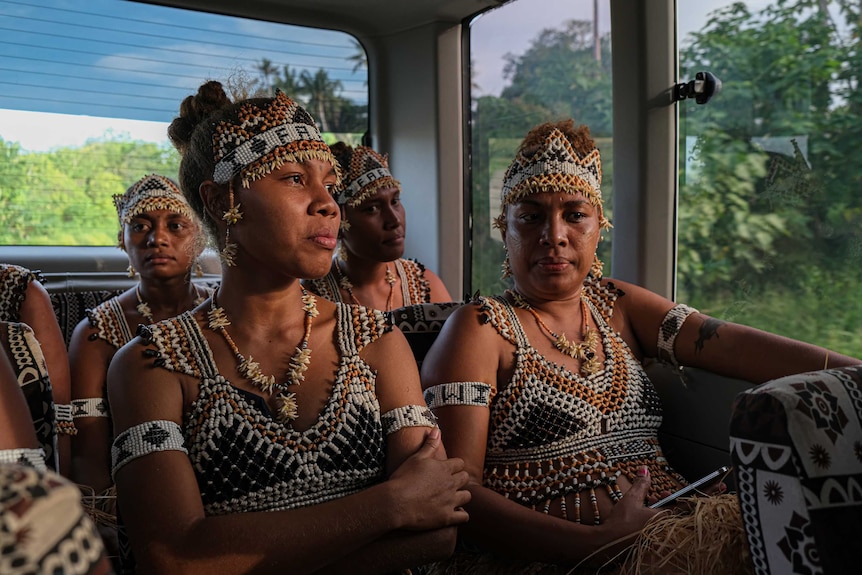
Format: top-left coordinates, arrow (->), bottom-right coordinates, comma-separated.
656,304 -> 698,370
54,403 -> 78,436
423,381 -> 495,409
380,405 -> 438,435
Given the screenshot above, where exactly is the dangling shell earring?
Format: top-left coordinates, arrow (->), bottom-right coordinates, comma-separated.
127,264 -> 136,278
590,253 -> 604,279
501,252 -> 512,279
220,182 -> 242,267
338,242 -> 349,262
194,260 -> 205,278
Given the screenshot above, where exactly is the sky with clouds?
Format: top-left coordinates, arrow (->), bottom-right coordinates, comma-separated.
1,0 -> 771,152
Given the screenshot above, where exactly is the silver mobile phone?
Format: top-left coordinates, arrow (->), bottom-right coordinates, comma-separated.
649,465 -> 731,508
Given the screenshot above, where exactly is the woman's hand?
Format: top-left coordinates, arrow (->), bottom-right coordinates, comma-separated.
386,427 -> 471,531
603,468 -> 660,539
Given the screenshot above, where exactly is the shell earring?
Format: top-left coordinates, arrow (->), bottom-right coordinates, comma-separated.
501,253 -> 512,279
127,264 -> 136,278
590,254 -> 604,279
220,183 -> 242,267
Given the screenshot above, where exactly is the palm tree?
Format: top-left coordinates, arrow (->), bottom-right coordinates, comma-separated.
299,69 -> 343,132
257,58 -> 278,93
347,39 -> 367,74
274,65 -> 305,101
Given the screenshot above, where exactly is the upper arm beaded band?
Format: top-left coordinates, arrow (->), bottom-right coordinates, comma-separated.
111,420 -> 187,480
380,404 -> 438,435
656,304 -> 698,370
424,382 -> 495,410
54,403 -> 78,436
71,398 -> 110,419
0,448 -> 47,472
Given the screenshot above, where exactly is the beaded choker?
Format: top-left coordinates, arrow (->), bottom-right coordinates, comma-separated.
136,283 -> 208,324
508,289 -> 602,376
207,288 -> 318,422
336,260 -> 397,311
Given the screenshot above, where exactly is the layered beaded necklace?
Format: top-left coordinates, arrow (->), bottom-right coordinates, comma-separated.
135,283 -> 207,324
335,260 -> 397,311
508,289 -> 602,376
207,288 -> 318,423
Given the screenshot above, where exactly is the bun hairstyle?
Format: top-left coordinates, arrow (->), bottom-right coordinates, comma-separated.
167,81 -> 339,251
168,81 -> 234,241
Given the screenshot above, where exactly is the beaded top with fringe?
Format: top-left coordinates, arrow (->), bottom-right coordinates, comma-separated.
212,91 -> 341,188
334,145 -> 400,207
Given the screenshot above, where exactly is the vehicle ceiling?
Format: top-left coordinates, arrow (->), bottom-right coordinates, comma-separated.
134,0 -> 511,37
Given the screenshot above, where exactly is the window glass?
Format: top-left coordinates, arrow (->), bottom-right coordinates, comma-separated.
678,1 -> 862,357
0,0 -> 367,246
469,0 -> 612,296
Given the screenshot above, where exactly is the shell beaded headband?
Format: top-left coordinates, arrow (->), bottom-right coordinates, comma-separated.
500,127 -> 610,230
113,174 -> 194,225
334,145 -> 400,207
212,91 -> 341,188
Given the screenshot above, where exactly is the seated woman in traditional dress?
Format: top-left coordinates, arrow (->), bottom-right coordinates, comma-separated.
107,81 -> 470,575
69,174 -> 209,499
0,352 -> 113,575
0,264 -> 72,474
303,142 -> 451,311
420,119 -> 862,574
0,342 -> 49,470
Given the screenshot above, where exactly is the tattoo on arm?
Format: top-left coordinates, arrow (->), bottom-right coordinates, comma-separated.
694,318 -> 725,353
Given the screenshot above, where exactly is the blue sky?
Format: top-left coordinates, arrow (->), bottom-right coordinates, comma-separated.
0,0 -> 767,151
0,0 -> 362,150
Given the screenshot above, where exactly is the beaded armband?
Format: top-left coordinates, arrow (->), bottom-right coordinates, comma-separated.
71,398 -> 110,419
381,405 -> 438,435
423,382 -> 495,409
111,420 -> 187,479
54,403 -> 78,436
0,448 -> 47,472
657,304 -> 699,370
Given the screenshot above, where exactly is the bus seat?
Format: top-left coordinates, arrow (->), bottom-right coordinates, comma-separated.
42,274 -> 220,348
649,363 -> 752,482
729,366 -> 862,575
387,301 -> 464,369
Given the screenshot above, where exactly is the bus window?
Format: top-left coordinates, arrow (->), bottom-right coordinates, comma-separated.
0,0 -> 367,247
469,0 -> 612,297
678,1 -> 862,358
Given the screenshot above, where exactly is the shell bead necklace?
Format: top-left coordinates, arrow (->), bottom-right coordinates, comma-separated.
336,259 -> 397,311
207,288 -> 318,422
508,289 -> 602,376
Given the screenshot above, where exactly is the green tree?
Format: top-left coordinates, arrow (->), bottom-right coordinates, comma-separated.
501,20 -> 613,135
299,69 -> 344,132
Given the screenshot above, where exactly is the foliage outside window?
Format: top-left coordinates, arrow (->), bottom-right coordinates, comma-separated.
470,3 -> 613,297
0,0 -> 367,246
678,0 -> 862,358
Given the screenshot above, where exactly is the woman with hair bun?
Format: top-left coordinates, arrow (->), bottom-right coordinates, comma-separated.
107,81 -> 470,575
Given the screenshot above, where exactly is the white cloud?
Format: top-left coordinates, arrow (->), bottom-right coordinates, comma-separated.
0,109 -> 170,153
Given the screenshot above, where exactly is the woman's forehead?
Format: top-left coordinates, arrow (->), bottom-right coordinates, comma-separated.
512,190 -> 592,206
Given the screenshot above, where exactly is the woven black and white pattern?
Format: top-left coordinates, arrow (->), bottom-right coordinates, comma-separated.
730,366 -> 862,575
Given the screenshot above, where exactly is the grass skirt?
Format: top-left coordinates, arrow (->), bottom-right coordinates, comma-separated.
426,494 -> 752,575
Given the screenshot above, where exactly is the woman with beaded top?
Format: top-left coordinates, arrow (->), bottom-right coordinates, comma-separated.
303,142 -> 451,311
68,174 -> 210,498
106,81 -> 470,575
0,263 -> 72,475
420,119 -> 861,574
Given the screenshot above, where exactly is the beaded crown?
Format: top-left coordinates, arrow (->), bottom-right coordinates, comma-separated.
212,91 -> 341,188
113,174 -> 194,225
334,145 -> 400,207
500,127 -> 610,229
